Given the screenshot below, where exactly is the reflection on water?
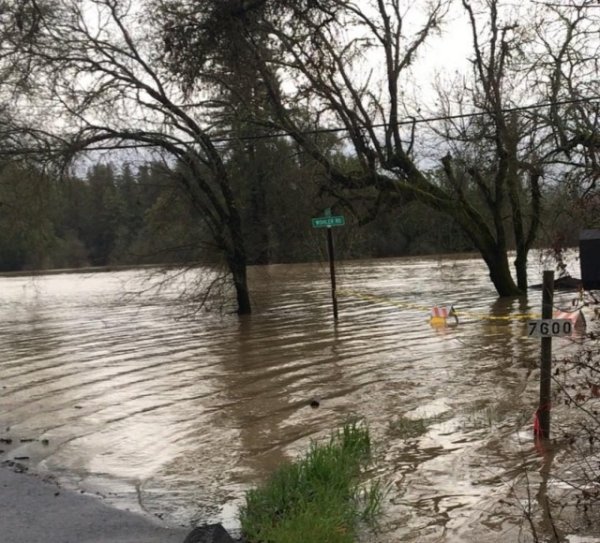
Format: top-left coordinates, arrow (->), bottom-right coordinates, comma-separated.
0,255 -> 584,541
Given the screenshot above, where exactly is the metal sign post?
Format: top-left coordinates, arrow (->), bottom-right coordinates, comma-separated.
327,226 -> 338,321
311,209 -> 345,321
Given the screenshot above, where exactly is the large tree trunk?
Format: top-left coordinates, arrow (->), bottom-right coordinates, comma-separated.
514,247 -> 528,292
449,200 -> 524,298
483,248 -> 523,297
228,251 -> 251,315
226,209 -> 252,315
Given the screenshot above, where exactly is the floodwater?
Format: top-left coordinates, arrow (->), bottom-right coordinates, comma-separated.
0,254 -> 589,541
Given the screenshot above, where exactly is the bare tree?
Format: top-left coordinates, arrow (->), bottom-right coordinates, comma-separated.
0,0 -> 253,314
162,0 -> 596,296
432,0 -> 545,293
532,0 -> 600,225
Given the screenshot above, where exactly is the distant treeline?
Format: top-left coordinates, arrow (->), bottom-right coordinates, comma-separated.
0,157 -> 585,273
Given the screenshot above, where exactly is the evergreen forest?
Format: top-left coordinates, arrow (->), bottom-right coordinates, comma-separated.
0,155 -> 591,274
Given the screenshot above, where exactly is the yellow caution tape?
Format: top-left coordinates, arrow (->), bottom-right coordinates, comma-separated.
455,310 -> 542,321
338,289 -> 542,322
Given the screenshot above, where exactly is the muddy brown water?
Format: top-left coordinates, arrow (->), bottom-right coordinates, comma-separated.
0,254 -> 588,541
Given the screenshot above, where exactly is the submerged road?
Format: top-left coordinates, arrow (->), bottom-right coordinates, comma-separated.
0,464 -> 187,543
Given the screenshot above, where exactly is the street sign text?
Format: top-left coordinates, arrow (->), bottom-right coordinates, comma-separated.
311,216 -> 345,228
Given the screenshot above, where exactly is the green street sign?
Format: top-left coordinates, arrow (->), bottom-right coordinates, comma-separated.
311,215 -> 345,228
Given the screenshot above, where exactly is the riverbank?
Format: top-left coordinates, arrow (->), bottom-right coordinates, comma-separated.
0,462 -> 188,543
0,263 -> 172,278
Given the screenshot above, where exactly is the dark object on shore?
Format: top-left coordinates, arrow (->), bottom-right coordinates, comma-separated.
309,397 -> 321,408
581,230 -> 600,290
531,275 -> 582,291
182,524 -> 236,543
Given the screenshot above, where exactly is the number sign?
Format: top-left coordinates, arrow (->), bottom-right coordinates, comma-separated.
527,319 -> 573,338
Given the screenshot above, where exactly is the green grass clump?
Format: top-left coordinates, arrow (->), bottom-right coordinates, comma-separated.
239,420 -> 383,543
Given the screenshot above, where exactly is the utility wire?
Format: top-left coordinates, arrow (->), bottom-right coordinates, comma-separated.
531,1 -> 600,6
1,96 -> 599,156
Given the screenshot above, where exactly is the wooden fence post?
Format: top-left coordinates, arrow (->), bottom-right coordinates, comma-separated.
537,270 -> 554,439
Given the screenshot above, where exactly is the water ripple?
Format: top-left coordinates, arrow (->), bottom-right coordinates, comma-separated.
0,255 -> 584,541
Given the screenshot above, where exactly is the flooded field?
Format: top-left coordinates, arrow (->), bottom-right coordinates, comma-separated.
0,254 -> 592,541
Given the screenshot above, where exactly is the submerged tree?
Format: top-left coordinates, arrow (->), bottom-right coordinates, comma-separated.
0,0 -> 253,314
4,0 -> 598,302
533,0 -> 600,232
432,0 -> 544,294
159,0 -> 599,296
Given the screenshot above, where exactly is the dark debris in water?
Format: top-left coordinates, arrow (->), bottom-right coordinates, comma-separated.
530,276 -> 582,290
2,460 -> 29,473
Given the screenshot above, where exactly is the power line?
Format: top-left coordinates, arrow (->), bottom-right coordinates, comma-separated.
531,1 -> 600,6
1,96 -> 599,157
